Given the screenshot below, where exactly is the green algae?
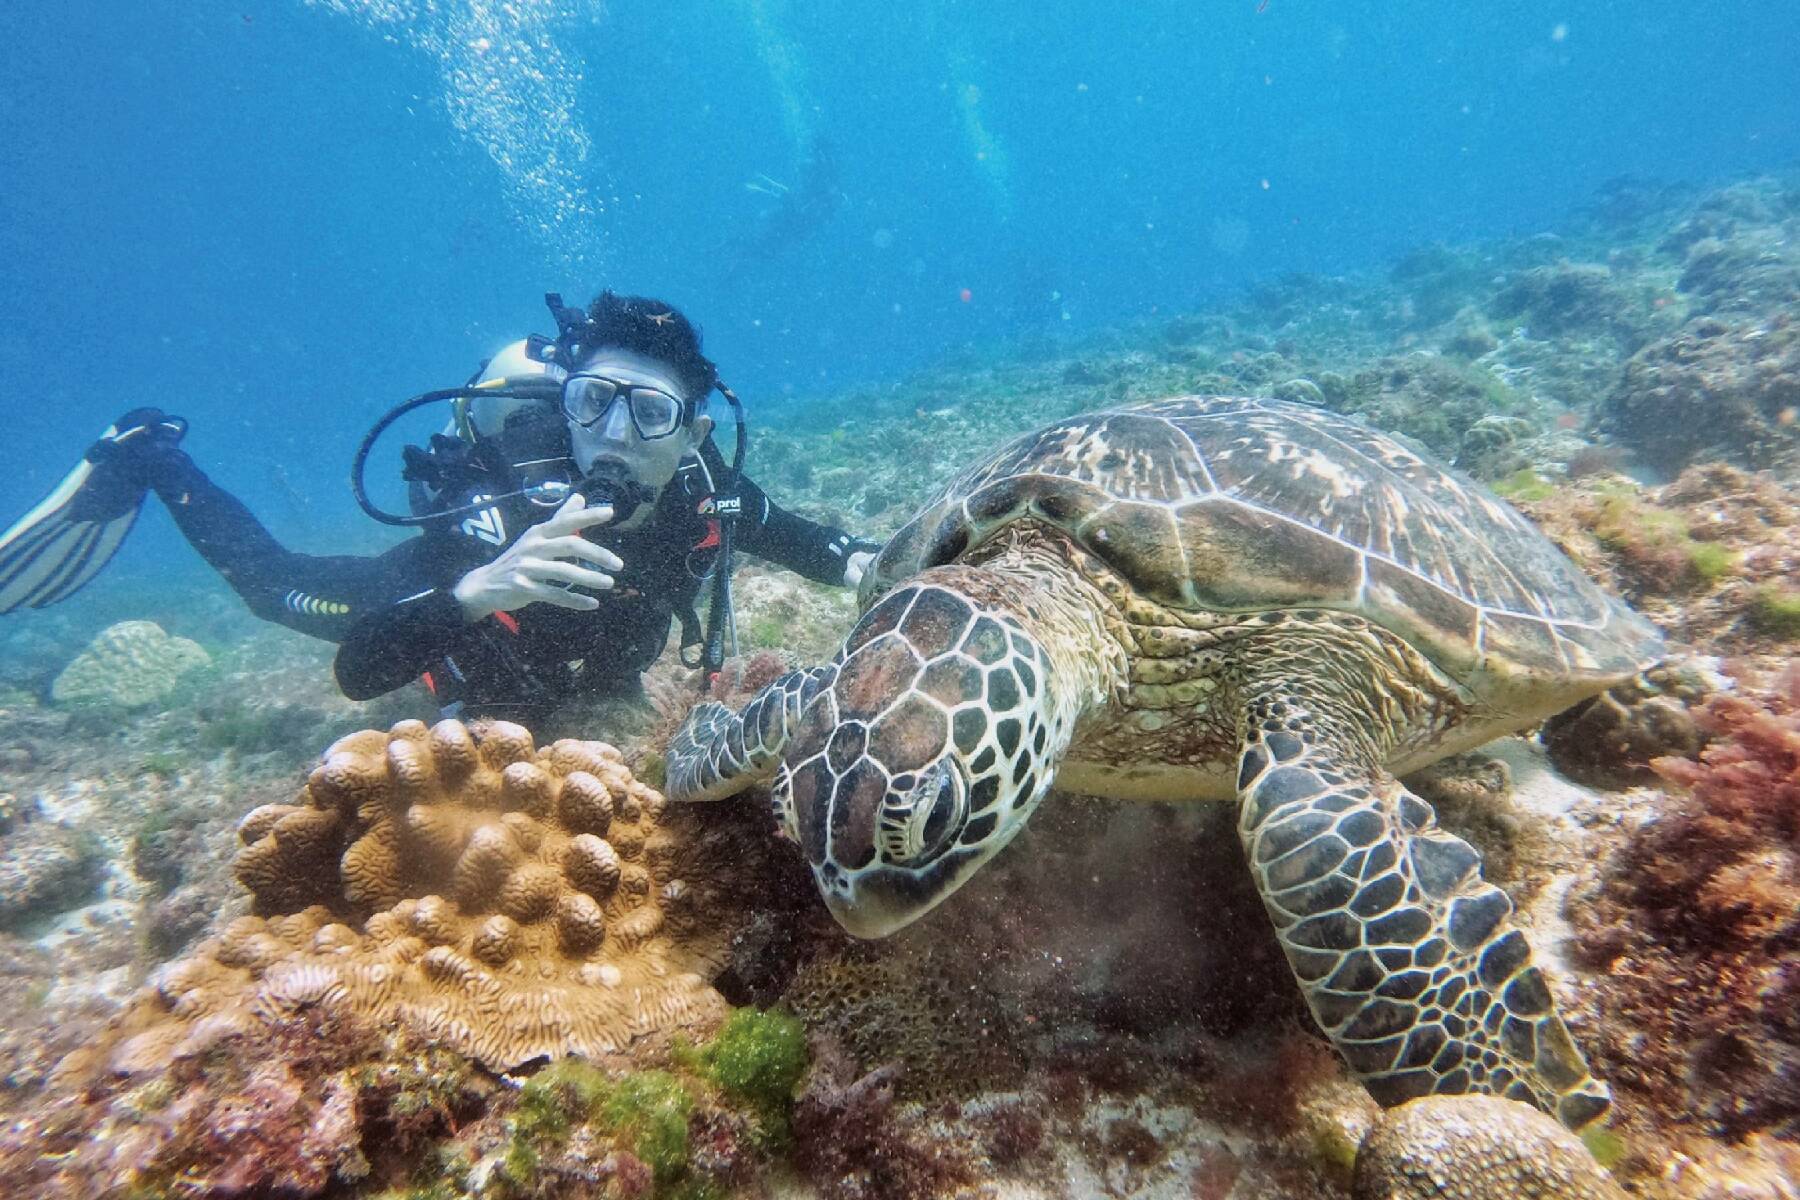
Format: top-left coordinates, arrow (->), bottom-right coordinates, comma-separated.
500,1060 -> 695,1191
1591,492 -> 1739,585
1492,468 -> 1556,502
1748,586 -> 1800,639
598,1071 -> 694,1184
1687,539 -> 1737,583
692,1008 -> 807,1142
508,1058 -> 612,1157
374,1146 -> 471,1200
1581,1125 -> 1628,1170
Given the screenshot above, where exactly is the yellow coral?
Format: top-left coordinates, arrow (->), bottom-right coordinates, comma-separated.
68,719 -> 771,1078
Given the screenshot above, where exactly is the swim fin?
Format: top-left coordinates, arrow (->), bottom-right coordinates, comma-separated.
0,409 -> 187,614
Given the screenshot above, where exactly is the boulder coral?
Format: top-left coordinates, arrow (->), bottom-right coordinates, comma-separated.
49,618 -> 210,709
1352,1094 -> 1624,1199
58,718 -> 775,1081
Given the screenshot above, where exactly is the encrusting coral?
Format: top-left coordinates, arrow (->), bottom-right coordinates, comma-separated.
49,618 -> 211,709
58,718 -> 775,1081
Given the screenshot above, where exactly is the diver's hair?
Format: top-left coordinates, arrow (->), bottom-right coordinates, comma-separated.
575,291 -> 718,405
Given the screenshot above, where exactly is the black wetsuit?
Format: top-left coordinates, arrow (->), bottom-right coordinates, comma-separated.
147,441 -> 863,717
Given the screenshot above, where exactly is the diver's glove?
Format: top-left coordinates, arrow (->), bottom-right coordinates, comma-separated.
69,409 -> 190,521
842,537 -> 883,588
452,492 -> 626,621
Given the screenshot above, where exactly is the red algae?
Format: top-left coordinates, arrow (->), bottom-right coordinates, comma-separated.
1572,666 -> 1800,1143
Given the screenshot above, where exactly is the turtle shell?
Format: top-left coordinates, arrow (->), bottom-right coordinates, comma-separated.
868,397 -> 1662,692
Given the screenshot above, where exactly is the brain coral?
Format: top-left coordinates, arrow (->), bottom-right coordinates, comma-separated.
50,619 -> 210,709
72,719 -> 770,1077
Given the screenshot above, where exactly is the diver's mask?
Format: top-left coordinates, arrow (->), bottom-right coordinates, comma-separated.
352,377 -> 668,529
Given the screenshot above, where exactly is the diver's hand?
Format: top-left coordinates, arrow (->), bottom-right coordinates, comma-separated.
843,550 -> 876,588
452,493 -> 622,621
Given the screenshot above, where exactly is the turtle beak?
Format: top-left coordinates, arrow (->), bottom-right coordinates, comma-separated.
821,886 -> 914,938
814,848 -> 984,939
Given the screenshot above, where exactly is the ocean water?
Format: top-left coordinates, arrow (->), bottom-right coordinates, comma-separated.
1,5 -> 1799,1196
3,1 -> 1796,577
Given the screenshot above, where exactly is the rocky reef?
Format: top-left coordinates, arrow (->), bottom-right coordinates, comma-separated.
1568,666 -> 1799,1189
4,169 -> 1800,1197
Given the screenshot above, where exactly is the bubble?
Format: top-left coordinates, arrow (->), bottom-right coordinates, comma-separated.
306,0 -> 606,270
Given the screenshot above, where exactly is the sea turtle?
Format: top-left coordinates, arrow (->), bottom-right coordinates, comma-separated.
668,396 -> 1662,1130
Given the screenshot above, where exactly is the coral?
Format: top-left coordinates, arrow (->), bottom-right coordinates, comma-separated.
1570,667 -> 1800,1141
1541,664 -> 1710,790
1442,305 -> 1500,359
49,619 -> 211,710
1600,313 -> 1800,473
0,819 -> 104,931
1329,353 -> 1539,478
60,718 -> 778,1079
1351,1094 -> 1625,1199
1490,260 -> 1651,345
1672,220 -> 1800,316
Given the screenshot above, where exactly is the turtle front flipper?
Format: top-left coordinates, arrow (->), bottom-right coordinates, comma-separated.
1234,692 -> 1610,1132
666,667 -> 834,802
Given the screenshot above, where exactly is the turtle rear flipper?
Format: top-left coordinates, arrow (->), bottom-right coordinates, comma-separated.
667,667 -> 834,803
1235,689 -> 1610,1132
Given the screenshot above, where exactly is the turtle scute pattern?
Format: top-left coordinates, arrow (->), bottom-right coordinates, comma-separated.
1352,1095 -> 1625,1199
65,719 -> 759,1080
876,397 -> 1661,682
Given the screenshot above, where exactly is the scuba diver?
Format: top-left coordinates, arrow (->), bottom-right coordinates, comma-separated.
723,136 -> 848,281
0,292 -> 880,719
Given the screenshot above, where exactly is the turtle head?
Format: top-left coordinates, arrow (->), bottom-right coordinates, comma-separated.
765,579 -> 1075,937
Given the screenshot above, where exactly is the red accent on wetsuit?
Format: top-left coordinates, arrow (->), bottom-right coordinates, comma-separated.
421,670 -> 438,695
692,519 -> 722,551
493,610 -> 521,634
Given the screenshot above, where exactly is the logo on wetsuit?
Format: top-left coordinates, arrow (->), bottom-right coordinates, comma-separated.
459,495 -> 508,546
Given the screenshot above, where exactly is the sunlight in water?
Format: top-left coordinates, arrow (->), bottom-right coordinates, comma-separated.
306,0 -> 606,268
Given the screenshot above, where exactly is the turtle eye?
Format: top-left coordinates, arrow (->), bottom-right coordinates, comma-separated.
880,763 -> 967,864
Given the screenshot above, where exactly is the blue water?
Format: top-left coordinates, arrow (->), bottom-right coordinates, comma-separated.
2,1 -> 1796,597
